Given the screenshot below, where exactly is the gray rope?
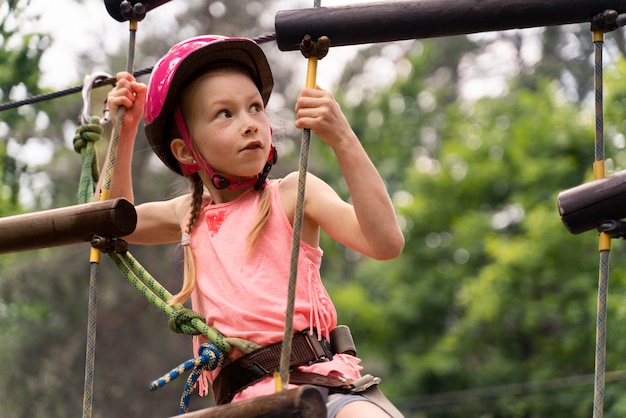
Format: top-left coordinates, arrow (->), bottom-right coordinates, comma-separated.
594,39 -> 604,163
81,263 -> 99,418
592,35 -> 609,418
277,0 -> 321,389
81,21 -> 138,418
593,250 -> 610,418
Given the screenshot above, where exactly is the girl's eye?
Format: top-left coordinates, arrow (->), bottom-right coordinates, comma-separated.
250,103 -> 262,113
217,110 -> 232,118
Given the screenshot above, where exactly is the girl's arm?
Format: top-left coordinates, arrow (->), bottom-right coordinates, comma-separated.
96,72 -> 145,203
293,87 -> 404,260
97,72 -> 182,245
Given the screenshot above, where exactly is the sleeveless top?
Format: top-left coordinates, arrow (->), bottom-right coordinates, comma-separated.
184,179 -> 362,400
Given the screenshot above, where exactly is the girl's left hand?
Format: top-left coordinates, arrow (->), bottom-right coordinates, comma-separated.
294,86 -> 353,148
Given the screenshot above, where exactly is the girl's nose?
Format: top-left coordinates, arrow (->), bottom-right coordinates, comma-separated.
243,114 -> 259,135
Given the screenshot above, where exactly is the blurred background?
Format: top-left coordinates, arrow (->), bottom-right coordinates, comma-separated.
3,0 -> 626,416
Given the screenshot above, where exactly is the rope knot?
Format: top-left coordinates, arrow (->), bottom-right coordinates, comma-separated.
149,342 -> 227,414
73,119 -> 104,154
168,308 -> 206,335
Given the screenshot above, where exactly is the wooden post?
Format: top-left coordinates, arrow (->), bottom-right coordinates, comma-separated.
276,0 -> 626,51
174,385 -> 326,418
0,198 -> 136,254
558,170 -> 626,235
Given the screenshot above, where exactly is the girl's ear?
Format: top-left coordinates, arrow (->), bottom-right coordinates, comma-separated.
171,138 -> 195,165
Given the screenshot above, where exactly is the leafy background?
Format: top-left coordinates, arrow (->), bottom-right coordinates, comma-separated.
3,0 -> 626,417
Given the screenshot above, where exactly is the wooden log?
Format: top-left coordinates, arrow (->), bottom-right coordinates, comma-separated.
558,170 -> 626,234
175,385 -> 326,418
275,0 -> 626,51
0,198 -> 136,254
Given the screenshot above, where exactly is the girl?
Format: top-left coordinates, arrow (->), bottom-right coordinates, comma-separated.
102,35 -> 405,418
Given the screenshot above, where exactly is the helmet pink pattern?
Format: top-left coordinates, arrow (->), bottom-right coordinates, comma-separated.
144,35 -> 273,175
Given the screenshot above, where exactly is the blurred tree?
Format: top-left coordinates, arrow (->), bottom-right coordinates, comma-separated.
0,0 -> 311,416
318,26 -> 626,418
6,1 -> 626,417
0,0 -> 49,214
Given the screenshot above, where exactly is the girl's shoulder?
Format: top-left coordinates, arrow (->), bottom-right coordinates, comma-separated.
278,171 -> 328,198
278,171 -> 331,216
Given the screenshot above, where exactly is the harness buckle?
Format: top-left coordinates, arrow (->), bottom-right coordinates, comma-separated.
302,329 -> 334,365
347,374 -> 381,393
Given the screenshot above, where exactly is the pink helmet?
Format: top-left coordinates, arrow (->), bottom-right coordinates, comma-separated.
144,35 -> 274,175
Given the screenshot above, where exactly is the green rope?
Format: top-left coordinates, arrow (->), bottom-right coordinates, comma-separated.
73,117 -> 102,204
108,252 -> 235,354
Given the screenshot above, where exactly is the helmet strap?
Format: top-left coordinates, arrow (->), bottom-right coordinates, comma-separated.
174,107 -> 277,190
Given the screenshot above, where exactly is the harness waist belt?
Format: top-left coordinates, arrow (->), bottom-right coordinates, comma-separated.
213,329 -> 334,405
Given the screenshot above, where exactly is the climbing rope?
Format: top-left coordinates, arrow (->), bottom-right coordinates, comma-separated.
592,27 -> 610,418
276,0 -> 328,392
78,17 -> 140,418
588,10 -> 626,417
73,109 -> 103,418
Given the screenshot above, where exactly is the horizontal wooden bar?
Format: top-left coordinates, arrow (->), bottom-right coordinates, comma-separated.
275,0 -> 626,51
558,170 -> 626,234
175,385 -> 326,418
0,198 -> 136,254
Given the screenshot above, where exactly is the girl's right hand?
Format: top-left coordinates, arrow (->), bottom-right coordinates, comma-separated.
107,72 -> 147,131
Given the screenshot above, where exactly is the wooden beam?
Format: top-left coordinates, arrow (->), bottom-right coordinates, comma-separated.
175,385 -> 326,418
275,0 -> 626,51
0,198 -> 136,254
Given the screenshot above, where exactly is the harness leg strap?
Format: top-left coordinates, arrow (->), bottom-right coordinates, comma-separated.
361,385 -> 405,418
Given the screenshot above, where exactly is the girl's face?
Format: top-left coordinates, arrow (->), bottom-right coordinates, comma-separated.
182,70 -> 272,179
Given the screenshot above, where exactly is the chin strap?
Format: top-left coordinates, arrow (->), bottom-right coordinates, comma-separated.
174,107 -> 277,190
208,144 -> 277,191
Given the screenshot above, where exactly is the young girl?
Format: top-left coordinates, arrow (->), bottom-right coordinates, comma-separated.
102,35 -> 405,418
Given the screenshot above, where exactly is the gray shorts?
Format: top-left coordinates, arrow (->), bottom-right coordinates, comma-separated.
325,392 -> 371,418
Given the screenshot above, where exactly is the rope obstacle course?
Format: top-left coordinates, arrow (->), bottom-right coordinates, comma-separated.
3,0 -> 626,417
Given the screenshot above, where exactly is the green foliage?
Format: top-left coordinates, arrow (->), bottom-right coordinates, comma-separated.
6,2 -> 626,417
324,37 -> 626,417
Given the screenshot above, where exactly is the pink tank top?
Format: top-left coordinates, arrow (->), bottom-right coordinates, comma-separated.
186,179 -> 362,400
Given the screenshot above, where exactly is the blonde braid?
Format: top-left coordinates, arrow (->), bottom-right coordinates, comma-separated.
247,186 -> 272,252
169,173 -> 205,306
